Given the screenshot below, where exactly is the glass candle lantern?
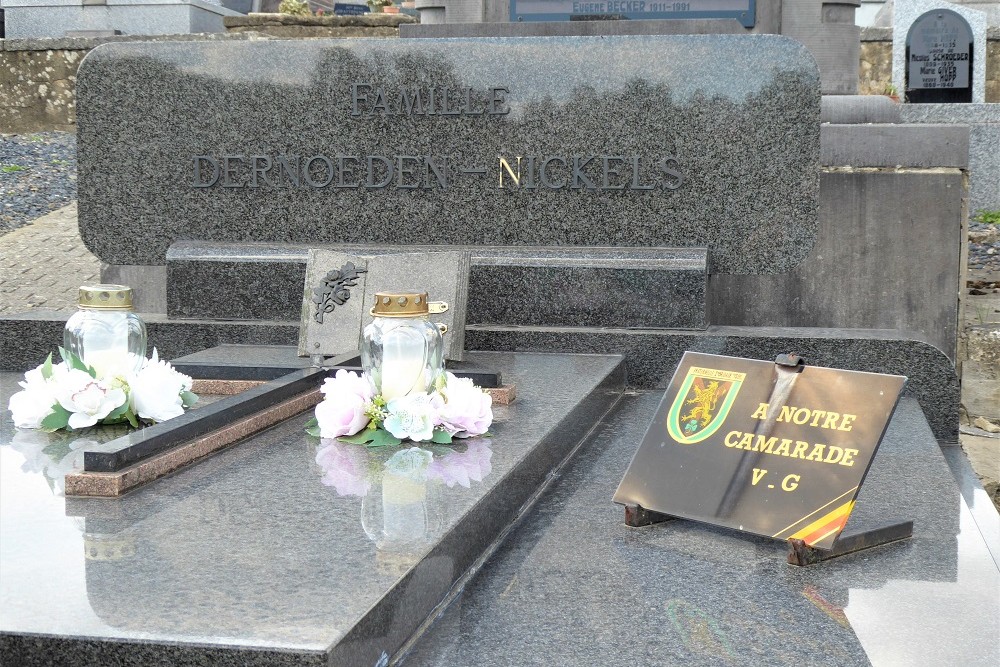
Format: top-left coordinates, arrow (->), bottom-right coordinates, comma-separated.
361,291 -> 447,400
63,284 -> 147,377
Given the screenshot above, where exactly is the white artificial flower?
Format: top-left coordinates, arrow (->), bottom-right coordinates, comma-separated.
383,394 -> 437,442
54,369 -> 127,429
7,361 -> 75,429
315,370 -> 375,438
7,388 -> 56,429
129,350 -> 192,423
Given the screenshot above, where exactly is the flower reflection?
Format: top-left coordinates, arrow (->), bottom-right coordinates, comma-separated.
315,439 -> 373,497
427,440 -> 492,488
8,429 -> 94,495
313,438 -> 494,498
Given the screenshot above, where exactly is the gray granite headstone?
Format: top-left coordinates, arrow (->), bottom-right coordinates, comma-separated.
76,34 -> 820,275
298,249 -> 470,360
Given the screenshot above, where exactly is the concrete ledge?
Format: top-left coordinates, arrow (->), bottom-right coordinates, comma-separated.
821,124 -> 969,168
821,94 -> 901,124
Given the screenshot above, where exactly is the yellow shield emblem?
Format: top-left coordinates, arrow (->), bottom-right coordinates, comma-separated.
667,367 -> 745,444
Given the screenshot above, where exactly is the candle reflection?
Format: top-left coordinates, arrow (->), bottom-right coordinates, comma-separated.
314,438 -> 493,573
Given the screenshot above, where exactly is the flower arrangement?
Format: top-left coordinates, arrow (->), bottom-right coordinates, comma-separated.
7,348 -> 197,432
306,369 -> 492,447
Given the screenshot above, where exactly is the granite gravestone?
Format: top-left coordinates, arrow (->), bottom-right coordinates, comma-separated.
905,8 -> 974,103
76,35 -> 819,276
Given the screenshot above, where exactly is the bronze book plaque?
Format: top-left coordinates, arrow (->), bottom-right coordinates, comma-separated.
614,352 -> 906,550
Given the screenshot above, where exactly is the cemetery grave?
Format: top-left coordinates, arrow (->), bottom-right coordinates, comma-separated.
1,27 -> 998,667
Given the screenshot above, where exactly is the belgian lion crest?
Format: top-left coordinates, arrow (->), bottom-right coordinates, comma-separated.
666,366 -> 745,444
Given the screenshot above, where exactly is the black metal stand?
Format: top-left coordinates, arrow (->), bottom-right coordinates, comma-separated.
787,520 -> 913,566
623,504 -> 678,528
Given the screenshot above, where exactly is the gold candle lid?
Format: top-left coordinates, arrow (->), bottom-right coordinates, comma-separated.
371,292 -> 448,318
78,284 -> 134,310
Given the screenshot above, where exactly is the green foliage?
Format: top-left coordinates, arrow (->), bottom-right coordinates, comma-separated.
40,405 -> 71,432
41,353 -> 54,380
973,210 -> 1000,225
180,391 -> 199,408
430,429 -> 453,444
1,164 -> 27,173
304,417 -> 321,437
340,428 -> 403,448
59,347 -> 96,377
278,0 -> 311,15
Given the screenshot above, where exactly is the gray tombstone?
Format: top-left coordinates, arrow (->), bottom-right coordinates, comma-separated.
298,249 -> 470,361
905,8 -> 974,102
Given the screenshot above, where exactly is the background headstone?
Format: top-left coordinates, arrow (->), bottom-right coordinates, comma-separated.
893,0 -> 987,102
905,8 -> 974,102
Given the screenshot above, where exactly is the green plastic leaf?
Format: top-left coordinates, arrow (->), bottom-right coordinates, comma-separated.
430,429 -> 453,444
104,402 -> 129,421
367,429 -> 403,448
339,430 -> 377,445
41,353 -> 54,380
339,428 -> 402,448
180,391 -> 199,408
59,346 -> 96,377
39,404 -> 71,432
126,410 -> 139,428
303,417 -> 321,437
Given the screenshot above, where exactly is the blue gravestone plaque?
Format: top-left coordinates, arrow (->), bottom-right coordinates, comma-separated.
510,0 -> 755,27
905,8 -> 973,103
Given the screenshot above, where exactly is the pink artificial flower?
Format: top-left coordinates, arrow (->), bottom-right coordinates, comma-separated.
315,370 -> 374,438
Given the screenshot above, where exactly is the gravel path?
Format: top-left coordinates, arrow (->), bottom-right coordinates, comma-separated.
0,132 -> 78,236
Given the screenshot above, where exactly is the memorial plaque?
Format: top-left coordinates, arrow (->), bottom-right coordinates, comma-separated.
614,352 -> 906,550
905,8 -> 973,103
298,249 -> 470,361
510,0 -> 756,27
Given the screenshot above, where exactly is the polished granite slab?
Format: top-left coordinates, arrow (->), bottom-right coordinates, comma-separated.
0,351 -> 625,666
401,395 -> 1000,666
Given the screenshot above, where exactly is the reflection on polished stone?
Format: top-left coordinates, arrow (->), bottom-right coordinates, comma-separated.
315,438 -> 493,575
7,425 -> 130,496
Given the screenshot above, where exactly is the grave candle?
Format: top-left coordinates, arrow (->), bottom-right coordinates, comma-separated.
63,285 -> 147,376
361,291 -> 447,400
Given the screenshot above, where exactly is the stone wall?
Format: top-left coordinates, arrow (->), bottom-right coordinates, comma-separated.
2,20 -> 997,133
861,26 -> 1000,101
0,43 -> 82,133
0,33 -> 273,134
0,15 -> 414,134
